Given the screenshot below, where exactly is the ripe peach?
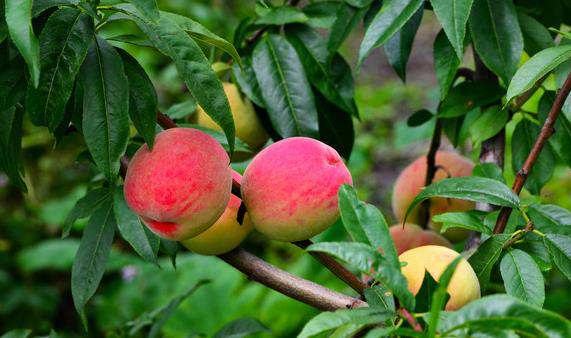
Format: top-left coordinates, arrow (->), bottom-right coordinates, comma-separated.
241,137 -> 352,242
197,82 -> 269,159
399,245 -> 481,310
124,128 -> 232,240
392,151 -> 474,241
182,171 -> 253,255
389,223 -> 452,255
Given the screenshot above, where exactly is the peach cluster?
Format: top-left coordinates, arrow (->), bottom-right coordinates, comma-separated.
124,128 -> 352,254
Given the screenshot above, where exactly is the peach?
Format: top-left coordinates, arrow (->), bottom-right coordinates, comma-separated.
241,137 -> 352,242
182,171 -> 253,255
124,128 -> 232,240
197,82 -> 269,159
389,223 -> 452,255
399,245 -> 481,310
392,151 -> 474,242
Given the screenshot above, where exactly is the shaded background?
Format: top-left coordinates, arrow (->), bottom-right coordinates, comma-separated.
1,0 -> 571,337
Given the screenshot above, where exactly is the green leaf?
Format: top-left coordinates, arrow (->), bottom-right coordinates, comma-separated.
303,1 -> 340,29
160,239 -> 178,269
430,0 -> 473,59
439,295 -> 571,337
364,285 -> 396,312
5,0 -> 40,87
415,270 -> 440,313
285,24 -> 358,117
472,162 -> 505,183
0,57 -> 26,111
161,11 -> 241,66
506,45 -> 571,103
113,186 -> 159,265
528,204 -> 571,232
517,12 -> 555,56
107,34 -> 153,48
384,6 -> 423,82
544,234 -> 571,283
32,0 -> 79,17
345,0 -> 375,7
117,5 -> 235,153
127,0 -> 159,21
327,4 -> 368,56
511,119 -> 554,195
433,211 -> 491,235
252,33 -> 318,138
468,234 -> 510,292
338,185 -> 397,264
428,256 -> 462,338
256,5 -> 308,25
26,8 -> 93,130
374,256 -> 416,311
469,0 -> 523,85
438,80 -> 504,118
358,0 -> 424,67
232,56 -> 264,108
404,177 -> 520,224
0,106 -> 26,191
433,30 -> 461,99
500,249 -> 545,307
407,109 -> 433,127
213,318 -> 269,338
298,308 -> 392,338
71,200 -> 116,327
177,124 -> 253,155
315,90 -> 355,160
117,49 -> 157,149
62,188 -> 111,238
0,330 -> 31,338
306,241 -> 379,273
469,106 -> 509,145
80,36 -> 130,183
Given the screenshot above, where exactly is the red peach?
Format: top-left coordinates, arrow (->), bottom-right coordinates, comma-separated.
182,171 -> 254,255
389,223 -> 452,255
124,128 -> 232,240
241,137 -> 352,242
392,151 -> 474,242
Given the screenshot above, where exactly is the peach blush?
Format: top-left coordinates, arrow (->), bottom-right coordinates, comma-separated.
124,128 -> 232,240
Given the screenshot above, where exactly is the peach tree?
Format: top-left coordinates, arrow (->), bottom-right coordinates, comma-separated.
2,0 -> 571,337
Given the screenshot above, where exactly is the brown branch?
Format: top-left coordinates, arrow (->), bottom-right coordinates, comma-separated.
219,248 -> 368,310
398,308 -> 423,332
294,240 -> 369,295
465,51 -> 506,250
157,111 -> 177,129
494,71 -> 571,234
419,119 -> 442,228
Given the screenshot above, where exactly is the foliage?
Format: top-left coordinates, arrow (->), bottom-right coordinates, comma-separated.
2,0 -> 571,337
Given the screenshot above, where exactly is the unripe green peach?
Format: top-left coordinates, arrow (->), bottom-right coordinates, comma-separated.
389,223 -> 452,255
124,128 -> 232,240
241,137 -> 352,242
197,82 -> 269,159
182,171 -> 253,255
399,245 -> 481,310
392,151 -> 474,242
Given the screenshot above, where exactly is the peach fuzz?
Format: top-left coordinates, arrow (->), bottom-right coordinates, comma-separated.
389,223 -> 452,255
399,245 -> 481,310
182,171 -> 253,255
392,151 -> 474,242
124,128 -> 232,240
241,137 -> 352,242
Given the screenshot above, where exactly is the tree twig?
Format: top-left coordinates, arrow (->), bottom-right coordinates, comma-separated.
398,308 -> 423,332
502,222 -> 534,249
219,248 -> 368,311
511,75 -> 549,113
494,71 -> 571,234
294,240 -> 369,295
419,119 -> 442,228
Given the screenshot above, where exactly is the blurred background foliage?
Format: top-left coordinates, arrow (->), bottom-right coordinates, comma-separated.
1,0 -> 571,337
